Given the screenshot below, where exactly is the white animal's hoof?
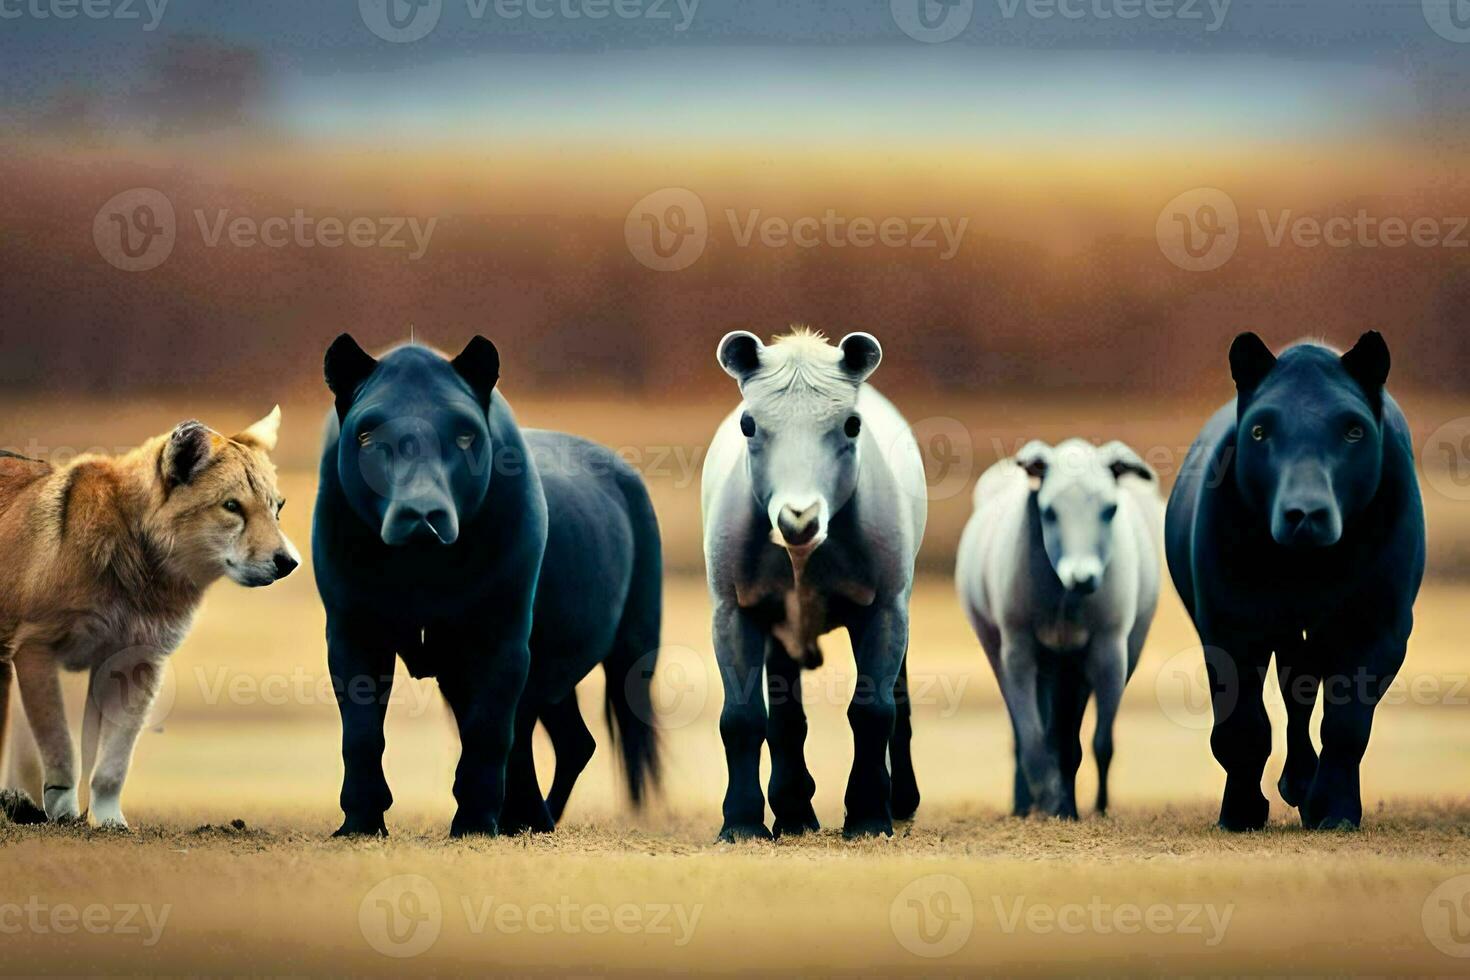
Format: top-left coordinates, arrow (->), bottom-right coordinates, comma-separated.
43,786 -> 81,823
90,797 -> 129,831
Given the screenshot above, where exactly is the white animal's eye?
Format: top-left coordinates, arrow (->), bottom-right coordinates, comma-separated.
457,432 -> 476,450
1250,424 -> 1267,442
1101,504 -> 1118,522
844,415 -> 861,438
358,431 -> 373,448
740,413 -> 756,438
1345,424 -> 1364,444
1042,506 -> 1057,523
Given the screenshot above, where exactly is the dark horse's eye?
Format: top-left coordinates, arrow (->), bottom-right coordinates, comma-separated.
1250,424 -> 1267,442
1345,423 -> 1365,444
844,415 -> 862,438
740,413 -> 756,438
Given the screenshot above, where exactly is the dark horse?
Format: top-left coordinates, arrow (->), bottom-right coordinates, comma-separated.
312,335 -> 663,837
1166,331 -> 1424,831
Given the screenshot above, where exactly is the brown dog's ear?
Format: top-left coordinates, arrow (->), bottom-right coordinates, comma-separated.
1099,440 -> 1154,482
162,421 -> 217,489
1229,332 -> 1277,396
234,405 -> 282,453
452,336 -> 500,411
324,334 -> 378,420
1340,330 -> 1390,413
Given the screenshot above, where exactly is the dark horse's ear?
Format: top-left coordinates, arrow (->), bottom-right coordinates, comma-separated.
1340,330 -> 1390,414
452,336 -> 500,411
324,334 -> 378,421
1229,332 -> 1276,398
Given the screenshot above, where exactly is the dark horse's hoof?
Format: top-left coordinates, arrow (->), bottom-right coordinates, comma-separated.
772,809 -> 821,838
450,812 -> 500,838
0,789 -> 47,826
332,814 -> 388,838
891,786 -> 921,822
717,822 -> 773,843
1217,792 -> 1269,833
499,812 -> 556,836
842,817 -> 894,840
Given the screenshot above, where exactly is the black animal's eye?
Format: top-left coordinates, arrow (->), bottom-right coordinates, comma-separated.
358,431 -> 373,448
740,413 -> 756,438
844,415 -> 862,438
1345,424 -> 1365,444
222,499 -> 242,514
1101,504 -> 1118,522
456,432 -> 476,450
1250,424 -> 1267,442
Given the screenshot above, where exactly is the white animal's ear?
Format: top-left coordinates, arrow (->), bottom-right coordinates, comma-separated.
1015,440 -> 1052,489
234,405 -> 282,453
717,331 -> 765,383
1100,440 -> 1154,482
838,332 -> 882,383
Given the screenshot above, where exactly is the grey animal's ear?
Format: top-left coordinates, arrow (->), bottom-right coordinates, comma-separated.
717,331 -> 765,383
1229,331 -> 1276,396
452,335 -> 501,411
1099,440 -> 1154,482
838,332 -> 882,383
162,420 -> 217,489
1340,330 -> 1390,412
1015,440 -> 1052,487
324,334 -> 378,420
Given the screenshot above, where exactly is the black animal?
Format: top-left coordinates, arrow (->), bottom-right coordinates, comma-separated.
1165,331 -> 1425,831
312,335 -> 662,837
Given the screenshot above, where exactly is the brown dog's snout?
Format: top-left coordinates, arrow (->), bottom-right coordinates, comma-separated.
272,552 -> 299,579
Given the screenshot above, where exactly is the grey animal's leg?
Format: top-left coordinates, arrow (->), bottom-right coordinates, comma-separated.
1085,632 -> 1129,816
86,648 -> 168,829
843,602 -> 908,838
889,653 -> 920,821
1050,664 -> 1087,820
714,602 -> 771,842
765,640 -> 818,837
999,629 -> 1062,816
12,644 -> 80,822
540,695 -> 595,824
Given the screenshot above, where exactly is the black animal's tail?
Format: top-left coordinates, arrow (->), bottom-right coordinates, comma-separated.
601,470 -> 663,807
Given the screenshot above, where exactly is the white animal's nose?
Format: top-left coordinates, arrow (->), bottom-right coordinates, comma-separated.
1057,556 -> 1103,594
776,501 -> 822,548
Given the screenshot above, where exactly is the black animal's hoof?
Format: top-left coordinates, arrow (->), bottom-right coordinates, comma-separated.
1277,770 -> 1314,809
717,822 -> 773,843
450,812 -> 500,838
499,813 -> 555,836
0,789 -> 47,826
772,809 -> 820,838
1308,811 -> 1360,832
891,786 -> 921,822
332,814 -> 388,838
1217,793 -> 1269,833
842,817 -> 894,839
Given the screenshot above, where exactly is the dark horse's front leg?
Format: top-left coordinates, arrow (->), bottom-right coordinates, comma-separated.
327,614 -> 396,837
714,602 -> 771,842
1202,632 -> 1272,832
436,623 -> 532,838
843,602 -> 908,839
1302,620 -> 1406,830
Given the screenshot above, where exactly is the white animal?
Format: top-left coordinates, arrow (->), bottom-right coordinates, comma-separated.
956,438 -> 1163,818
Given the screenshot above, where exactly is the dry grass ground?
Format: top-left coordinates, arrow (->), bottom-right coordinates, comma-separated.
3,395 -> 1470,975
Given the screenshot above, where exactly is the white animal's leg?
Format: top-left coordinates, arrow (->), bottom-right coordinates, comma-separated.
86,649 -> 166,830
1085,632 -> 1129,815
12,645 -> 81,821
999,629 -> 1062,815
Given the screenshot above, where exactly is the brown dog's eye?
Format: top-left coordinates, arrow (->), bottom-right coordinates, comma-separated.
222,499 -> 242,514
1250,424 -> 1266,442
1345,424 -> 1365,444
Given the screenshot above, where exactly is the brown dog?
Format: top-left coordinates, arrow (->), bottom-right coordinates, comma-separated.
0,408 -> 298,828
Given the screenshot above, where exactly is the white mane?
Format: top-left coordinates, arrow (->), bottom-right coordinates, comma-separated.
741,328 -> 857,421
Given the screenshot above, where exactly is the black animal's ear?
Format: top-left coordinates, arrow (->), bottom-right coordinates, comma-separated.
1340,330 -> 1390,413
452,336 -> 500,411
1015,440 -> 1052,486
162,420 -> 217,489
717,331 -> 765,384
324,334 -> 378,420
1099,440 -> 1155,482
1229,332 -> 1277,396
838,332 -> 882,383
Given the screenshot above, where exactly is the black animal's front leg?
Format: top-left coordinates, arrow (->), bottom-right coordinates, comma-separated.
765,641 -> 818,837
843,602 -> 907,839
327,615 -> 396,837
1203,635 -> 1272,832
714,603 -> 771,842
438,628 -> 531,838
1303,627 -> 1405,830
1275,633 -> 1321,812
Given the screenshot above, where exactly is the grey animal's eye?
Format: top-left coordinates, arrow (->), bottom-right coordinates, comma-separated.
740,413 -> 756,438
1250,424 -> 1267,442
456,432 -> 476,450
844,415 -> 862,438
1345,423 -> 1365,444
